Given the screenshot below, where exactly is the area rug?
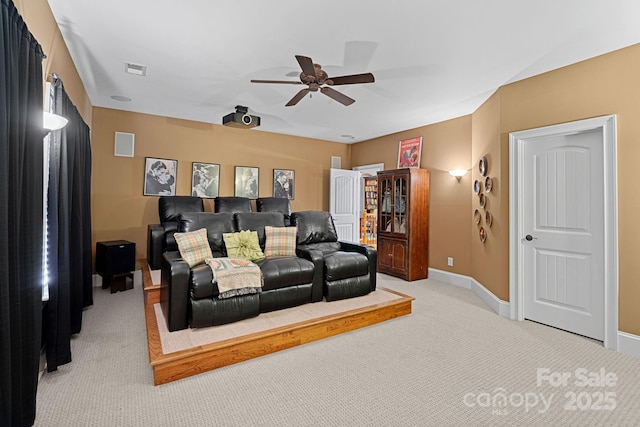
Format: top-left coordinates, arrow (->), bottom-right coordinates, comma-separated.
153,288 -> 404,355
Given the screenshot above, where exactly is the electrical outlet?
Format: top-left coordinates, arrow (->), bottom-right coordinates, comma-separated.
447,257 -> 454,267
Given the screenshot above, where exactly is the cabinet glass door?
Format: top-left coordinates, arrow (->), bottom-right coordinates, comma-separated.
393,176 -> 407,235
379,177 -> 393,233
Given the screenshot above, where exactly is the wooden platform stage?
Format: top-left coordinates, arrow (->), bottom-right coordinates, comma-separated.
141,262 -> 414,385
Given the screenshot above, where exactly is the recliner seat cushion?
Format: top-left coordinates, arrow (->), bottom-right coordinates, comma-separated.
255,257 -> 315,291
324,251 -> 369,282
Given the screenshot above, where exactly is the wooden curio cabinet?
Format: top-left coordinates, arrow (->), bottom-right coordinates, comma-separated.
376,168 -> 430,281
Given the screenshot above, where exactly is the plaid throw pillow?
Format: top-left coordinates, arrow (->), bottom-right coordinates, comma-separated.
264,226 -> 297,258
174,228 -> 213,267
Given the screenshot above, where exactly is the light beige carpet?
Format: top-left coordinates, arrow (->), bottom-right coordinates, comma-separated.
154,289 -> 403,354
34,273 -> 640,426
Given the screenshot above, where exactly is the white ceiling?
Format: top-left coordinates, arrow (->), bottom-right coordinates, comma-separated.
47,0 -> 640,143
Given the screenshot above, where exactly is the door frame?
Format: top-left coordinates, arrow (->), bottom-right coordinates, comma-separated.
509,115 -> 618,350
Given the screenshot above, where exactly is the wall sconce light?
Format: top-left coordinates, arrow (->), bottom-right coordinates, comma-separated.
43,112 -> 68,131
449,169 -> 468,183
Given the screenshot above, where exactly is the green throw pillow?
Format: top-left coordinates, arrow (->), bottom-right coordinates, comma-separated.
174,228 -> 213,267
223,230 -> 265,261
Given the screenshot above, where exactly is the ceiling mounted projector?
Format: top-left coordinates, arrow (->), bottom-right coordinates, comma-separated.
222,105 -> 260,129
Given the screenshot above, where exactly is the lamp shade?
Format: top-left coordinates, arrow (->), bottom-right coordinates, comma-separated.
43,112 -> 68,131
449,169 -> 468,178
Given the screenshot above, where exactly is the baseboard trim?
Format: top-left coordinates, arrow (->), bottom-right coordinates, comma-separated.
428,268 -> 510,318
92,273 -> 102,288
618,332 -> 640,358
428,268 -> 640,359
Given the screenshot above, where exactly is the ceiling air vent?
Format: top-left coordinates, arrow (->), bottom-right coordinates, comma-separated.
125,62 -> 147,76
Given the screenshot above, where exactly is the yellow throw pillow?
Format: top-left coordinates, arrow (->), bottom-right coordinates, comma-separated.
222,230 -> 265,261
264,226 -> 297,257
174,228 -> 212,267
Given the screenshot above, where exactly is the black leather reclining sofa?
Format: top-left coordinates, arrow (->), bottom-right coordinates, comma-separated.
161,211 -> 324,331
151,197 -> 377,332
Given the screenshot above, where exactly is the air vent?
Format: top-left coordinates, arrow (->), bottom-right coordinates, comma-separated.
125,62 -> 147,76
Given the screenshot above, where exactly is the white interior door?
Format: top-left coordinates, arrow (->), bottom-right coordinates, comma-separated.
329,168 -> 360,242
522,130 -> 605,340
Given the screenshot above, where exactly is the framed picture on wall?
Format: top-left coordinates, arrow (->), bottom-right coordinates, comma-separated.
397,136 -> 422,168
234,166 -> 259,199
143,157 -> 177,196
273,169 -> 294,200
191,162 -> 220,198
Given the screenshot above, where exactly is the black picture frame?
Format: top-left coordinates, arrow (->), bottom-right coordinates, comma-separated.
273,169 -> 294,200
234,166 -> 259,199
191,162 -> 220,198
143,157 -> 177,196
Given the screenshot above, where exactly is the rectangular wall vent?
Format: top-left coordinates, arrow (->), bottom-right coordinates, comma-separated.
125,62 -> 147,76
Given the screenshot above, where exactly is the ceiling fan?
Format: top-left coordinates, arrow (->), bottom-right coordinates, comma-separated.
251,55 -> 375,106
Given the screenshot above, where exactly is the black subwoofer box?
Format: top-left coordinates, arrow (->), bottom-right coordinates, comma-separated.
96,240 -> 136,290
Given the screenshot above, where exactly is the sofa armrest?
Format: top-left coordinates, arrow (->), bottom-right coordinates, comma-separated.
338,241 -> 377,292
160,251 -> 191,331
147,224 -> 164,270
296,247 -> 325,303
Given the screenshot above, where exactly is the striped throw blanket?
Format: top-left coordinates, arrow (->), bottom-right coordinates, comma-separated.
205,257 -> 263,299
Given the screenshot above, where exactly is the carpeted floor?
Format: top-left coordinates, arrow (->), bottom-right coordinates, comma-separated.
33,273 -> 640,426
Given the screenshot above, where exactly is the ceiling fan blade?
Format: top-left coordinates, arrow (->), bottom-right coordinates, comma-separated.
295,55 -> 317,78
250,79 -> 303,85
328,73 -> 375,85
320,86 -> 355,106
286,89 -> 310,106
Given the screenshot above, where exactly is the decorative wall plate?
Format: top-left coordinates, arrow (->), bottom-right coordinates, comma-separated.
485,176 -> 493,193
479,193 -> 486,208
479,226 -> 486,243
473,179 -> 481,194
474,209 -> 481,224
479,156 -> 488,176
486,211 -> 493,227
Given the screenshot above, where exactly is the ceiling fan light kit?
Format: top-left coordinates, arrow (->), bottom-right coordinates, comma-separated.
251,55 -> 375,106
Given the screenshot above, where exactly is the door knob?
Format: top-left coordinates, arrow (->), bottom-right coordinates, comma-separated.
525,234 -> 538,241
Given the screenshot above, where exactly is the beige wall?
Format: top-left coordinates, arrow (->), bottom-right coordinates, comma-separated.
470,92 -> 507,300
497,44 -> 640,335
91,108 -> 351,259
351,116 -> 473,275
353,44 -> 640,335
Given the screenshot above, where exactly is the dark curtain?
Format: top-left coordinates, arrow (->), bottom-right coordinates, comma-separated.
0,0 -> 46,425
43,78 -> 92,372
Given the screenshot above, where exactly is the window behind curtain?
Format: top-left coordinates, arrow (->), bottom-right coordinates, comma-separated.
42,82 -> 54,302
